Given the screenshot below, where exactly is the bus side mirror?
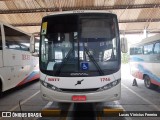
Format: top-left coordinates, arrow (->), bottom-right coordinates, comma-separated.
32,52 -> 39,57
30,35 -> 35,53
121,37 -> 128,53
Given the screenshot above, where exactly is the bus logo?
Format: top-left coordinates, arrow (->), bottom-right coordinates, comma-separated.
73,10 -> 84,13
70,73 -> 88,76
75,79 -> 84,86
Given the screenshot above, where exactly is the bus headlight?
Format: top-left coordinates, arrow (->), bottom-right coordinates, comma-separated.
97,79 -> 121,91
40,80 -> 61,92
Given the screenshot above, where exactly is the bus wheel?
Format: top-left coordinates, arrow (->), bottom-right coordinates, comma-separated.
144,75 -> 158,89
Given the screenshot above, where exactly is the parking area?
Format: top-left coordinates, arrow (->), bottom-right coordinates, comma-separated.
0,64 -> 159,120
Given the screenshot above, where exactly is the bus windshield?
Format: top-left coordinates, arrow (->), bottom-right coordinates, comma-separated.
40,13 -> 120,76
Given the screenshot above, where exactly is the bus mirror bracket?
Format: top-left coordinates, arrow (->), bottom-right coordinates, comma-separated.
30,35 -> 35,53
32,52 -> 39,57
121,37 -> 128,53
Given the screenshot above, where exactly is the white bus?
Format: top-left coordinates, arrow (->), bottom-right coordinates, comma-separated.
130,34 -> 160,89
39,10 -> 127,102
0,22 -> 39,95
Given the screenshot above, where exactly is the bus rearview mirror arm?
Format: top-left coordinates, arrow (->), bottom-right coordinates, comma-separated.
30,35 -> 35,53
121,37 -> 128,53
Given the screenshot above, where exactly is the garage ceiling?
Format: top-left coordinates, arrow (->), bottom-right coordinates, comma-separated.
0,0 -> 160,35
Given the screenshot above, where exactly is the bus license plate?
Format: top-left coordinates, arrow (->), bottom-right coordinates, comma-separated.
72,95 -> 86,101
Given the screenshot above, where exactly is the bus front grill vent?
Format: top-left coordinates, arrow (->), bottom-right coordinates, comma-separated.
60,88 -> 99,92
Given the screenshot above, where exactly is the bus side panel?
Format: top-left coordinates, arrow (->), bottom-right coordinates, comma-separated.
16,71 -> 39,86
3,49 -> 21,67
2,48 -> 39,90
0,23 -> 2,68
151,54 -> 160,86
21,50 -> 39,72
130,55 -> 144,80
149,63 -> 160,86
15,51 -> 39,86
0,67 -> 15,91
130,56 -> 160,86
130,62 -> 143,80
2,49 -> 21,89
130,55 -> 152,80
16,60 -> 39,87
140,62 -> 160,86
0,50 -> 4,90
0,55 -> 39,91
0,50 -> 2,68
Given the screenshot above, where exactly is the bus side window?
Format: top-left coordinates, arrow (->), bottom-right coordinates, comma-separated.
4,25 -> 30,51
130,46 -> 143,55
0,27 -> 2,50
20,44 -> 30,51
144,44 -> 153,55
8,43 -> 20,50
130,48 -> 134,55
153,42 -> 160,54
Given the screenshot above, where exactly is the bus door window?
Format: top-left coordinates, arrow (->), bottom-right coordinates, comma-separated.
41,36 -> 48,63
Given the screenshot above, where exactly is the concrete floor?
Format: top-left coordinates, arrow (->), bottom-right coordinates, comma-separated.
0,64 -> 159,120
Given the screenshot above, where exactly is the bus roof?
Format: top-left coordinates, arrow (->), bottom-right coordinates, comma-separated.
0,21 -> 31,36
46,10 -> 114,17
131,34 -> 160,47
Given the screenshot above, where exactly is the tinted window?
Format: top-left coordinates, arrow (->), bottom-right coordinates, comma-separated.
144,44 -> 153,55
154,42 -> 160,54
40,14 -> 120,76
0,27 -> 2,50
4,25 -> 30,51
8,44 -> 20,50
130,48 -> 134,55
135,46 -> 143,54
130,46 -> 143,55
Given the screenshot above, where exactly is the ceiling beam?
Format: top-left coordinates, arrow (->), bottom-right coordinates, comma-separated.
12,23 -> 41,26
120,30 -> 160,34
0,4 -> 160,14
119,18 -> 160,23
12,18 -> 160,27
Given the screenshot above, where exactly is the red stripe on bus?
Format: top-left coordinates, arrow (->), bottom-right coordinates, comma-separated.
16,74 -> 40,86
151,79 -> 160,86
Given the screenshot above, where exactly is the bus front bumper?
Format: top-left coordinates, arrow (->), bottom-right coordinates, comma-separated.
40,83 -> 121,103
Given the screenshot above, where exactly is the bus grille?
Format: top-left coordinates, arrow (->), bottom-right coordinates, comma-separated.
60,88 -> 99,93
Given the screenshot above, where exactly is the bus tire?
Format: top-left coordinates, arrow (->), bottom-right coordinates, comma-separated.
144,75 -> 158,89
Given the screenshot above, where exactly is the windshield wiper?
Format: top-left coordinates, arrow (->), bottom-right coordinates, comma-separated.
54,48 -> 73,76
84,47 -> 104,75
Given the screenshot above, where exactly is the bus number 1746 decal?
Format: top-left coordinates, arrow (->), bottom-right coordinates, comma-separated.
100,78 -> 111,82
